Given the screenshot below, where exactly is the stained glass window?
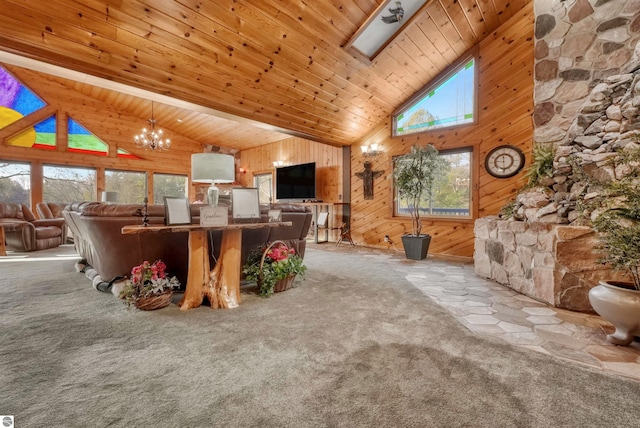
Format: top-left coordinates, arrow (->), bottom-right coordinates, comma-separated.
1,65 -> 47,147
393,57 -> 476,136
68,117 -> 108,156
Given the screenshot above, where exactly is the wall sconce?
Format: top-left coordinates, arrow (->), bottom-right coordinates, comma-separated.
238,167 -> 247,175
273,160 -> 284,167
361,143 -> 382,157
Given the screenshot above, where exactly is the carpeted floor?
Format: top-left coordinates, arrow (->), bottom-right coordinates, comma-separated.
2,244 -> 640,427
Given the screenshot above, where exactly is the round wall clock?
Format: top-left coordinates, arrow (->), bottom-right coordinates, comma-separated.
484,145 -> 525,178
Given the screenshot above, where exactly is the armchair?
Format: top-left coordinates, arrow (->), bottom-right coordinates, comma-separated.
36,202 -> 70,242
0,202 -> 65,251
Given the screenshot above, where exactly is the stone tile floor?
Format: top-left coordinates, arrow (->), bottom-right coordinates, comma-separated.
317,242 -> 640,382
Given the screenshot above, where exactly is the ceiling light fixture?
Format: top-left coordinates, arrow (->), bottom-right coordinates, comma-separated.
134,101 -> 170,151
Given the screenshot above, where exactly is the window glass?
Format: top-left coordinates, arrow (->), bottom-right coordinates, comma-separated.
153,173 -> 187,202
394,149 -> 472,218
105,170 -> 146,204
254,173 -> 273,205
0,161 -> 31,207
393,57 -> 475,136
68,117 -> 109,156
43,165 -> 96,203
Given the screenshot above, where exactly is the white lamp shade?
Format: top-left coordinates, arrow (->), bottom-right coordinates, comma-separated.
191,153 -> 235,183
101,191 -> 118,203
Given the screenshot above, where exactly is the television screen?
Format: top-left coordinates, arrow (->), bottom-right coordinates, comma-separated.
275,162 -> 316,201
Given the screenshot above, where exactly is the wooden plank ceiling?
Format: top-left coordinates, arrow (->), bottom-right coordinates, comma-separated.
0,0 -> 531,150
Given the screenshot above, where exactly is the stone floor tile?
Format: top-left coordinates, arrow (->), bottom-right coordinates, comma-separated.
522,307 -> 558,316
536,329 -> 591,350
466,289 -> 493,298
600,362 -> 640,380
489,295 -> 521,304
525,315 -> 563,325
533,324 -> 575,336
493,312 -> 534,328
443,306 -> 496,317
461,323 -> 506,336
501,332 -> 545,346
585,345 -> 640,363
497,321 -> 533,333
462,314 -> 500,325
433,294 -> 467,302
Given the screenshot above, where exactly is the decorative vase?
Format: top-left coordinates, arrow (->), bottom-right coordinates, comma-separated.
588,281 -> 640,346
274,274 -> 296,293
133,290 -> 173,311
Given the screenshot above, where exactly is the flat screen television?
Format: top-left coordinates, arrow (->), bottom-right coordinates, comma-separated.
275,162 -> 316,201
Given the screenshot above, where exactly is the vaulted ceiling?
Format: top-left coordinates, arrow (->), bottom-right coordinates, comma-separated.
0,0 -> 532,150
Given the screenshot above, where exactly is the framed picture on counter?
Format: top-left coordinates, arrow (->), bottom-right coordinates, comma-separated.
231,188 -> 260,222
164,197 -> 192,225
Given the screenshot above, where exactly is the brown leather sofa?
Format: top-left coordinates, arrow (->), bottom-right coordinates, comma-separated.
0,202 -> 66,251
63,202 -> 312,290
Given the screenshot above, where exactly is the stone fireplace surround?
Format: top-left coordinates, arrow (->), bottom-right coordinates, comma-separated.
474,1 -> 640,312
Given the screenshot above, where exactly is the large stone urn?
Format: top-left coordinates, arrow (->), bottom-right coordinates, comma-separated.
588,281 -> 640,346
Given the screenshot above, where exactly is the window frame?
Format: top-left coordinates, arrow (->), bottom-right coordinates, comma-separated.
392,146 -> 473,220
391,50 -> 478,138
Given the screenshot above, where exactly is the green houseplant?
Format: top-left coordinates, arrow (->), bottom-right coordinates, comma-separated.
392,144 -> 448,260
243,241 -> 307,296
586,148 -> 640,345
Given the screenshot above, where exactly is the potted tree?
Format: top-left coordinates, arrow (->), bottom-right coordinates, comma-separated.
392,144 -> 447,260
587,148 -> 640,345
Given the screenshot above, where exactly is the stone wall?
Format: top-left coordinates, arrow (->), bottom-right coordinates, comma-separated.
474,1 -> 640,311
534,0 -> 640,144
474,217 -> 628,312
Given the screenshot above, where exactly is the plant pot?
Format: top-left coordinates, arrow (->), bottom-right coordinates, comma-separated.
401,234 -> 431,260
588,281 -> 640,346
274,274 -> 296,293
134,290 -> 173,311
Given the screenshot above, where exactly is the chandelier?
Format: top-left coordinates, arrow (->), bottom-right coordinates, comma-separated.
134,101 -> 170,151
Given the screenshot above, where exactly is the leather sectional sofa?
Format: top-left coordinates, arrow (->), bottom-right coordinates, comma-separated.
63,201 -> 313,290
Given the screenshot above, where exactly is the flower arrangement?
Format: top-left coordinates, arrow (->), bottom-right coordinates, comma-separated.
119,260 -> 180,308
243,241 -> 307,296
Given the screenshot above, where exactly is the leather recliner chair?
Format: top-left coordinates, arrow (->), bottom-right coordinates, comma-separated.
36,202 -> 70,243
0,202 -> 66,251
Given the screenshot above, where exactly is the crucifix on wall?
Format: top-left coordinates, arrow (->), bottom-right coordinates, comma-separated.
356,161 -> 384,200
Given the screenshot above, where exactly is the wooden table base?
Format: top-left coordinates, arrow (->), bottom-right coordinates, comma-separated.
178,229 -> 242,310
0,226 -> 6,256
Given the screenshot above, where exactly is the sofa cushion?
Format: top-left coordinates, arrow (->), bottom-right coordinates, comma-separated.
34,226 -> 62,239
0,203 -> 25,220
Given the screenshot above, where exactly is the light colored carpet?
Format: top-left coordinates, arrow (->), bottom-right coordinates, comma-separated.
1,244 -> 639,427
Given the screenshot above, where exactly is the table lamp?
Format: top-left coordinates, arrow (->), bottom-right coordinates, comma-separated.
191,153 -> 235,206
101,191 -> 118,204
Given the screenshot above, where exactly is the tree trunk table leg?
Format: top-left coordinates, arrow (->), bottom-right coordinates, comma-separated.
178,230 -> 209,310
0,226 -> 6,256
205,228 -> 241,309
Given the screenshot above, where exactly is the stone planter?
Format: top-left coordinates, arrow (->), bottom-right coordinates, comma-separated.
588,281 -> 640,346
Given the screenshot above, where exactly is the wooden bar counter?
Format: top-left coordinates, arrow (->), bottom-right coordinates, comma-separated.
122,222 -> 291,310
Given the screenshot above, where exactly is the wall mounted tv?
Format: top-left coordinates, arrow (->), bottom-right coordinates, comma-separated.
275,162 -> 316,201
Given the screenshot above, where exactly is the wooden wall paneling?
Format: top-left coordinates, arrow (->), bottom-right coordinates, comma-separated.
428,0 -> 473,56
349,2 -> 534,258
240,137 -> 343,204
457,0 -> 491,40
